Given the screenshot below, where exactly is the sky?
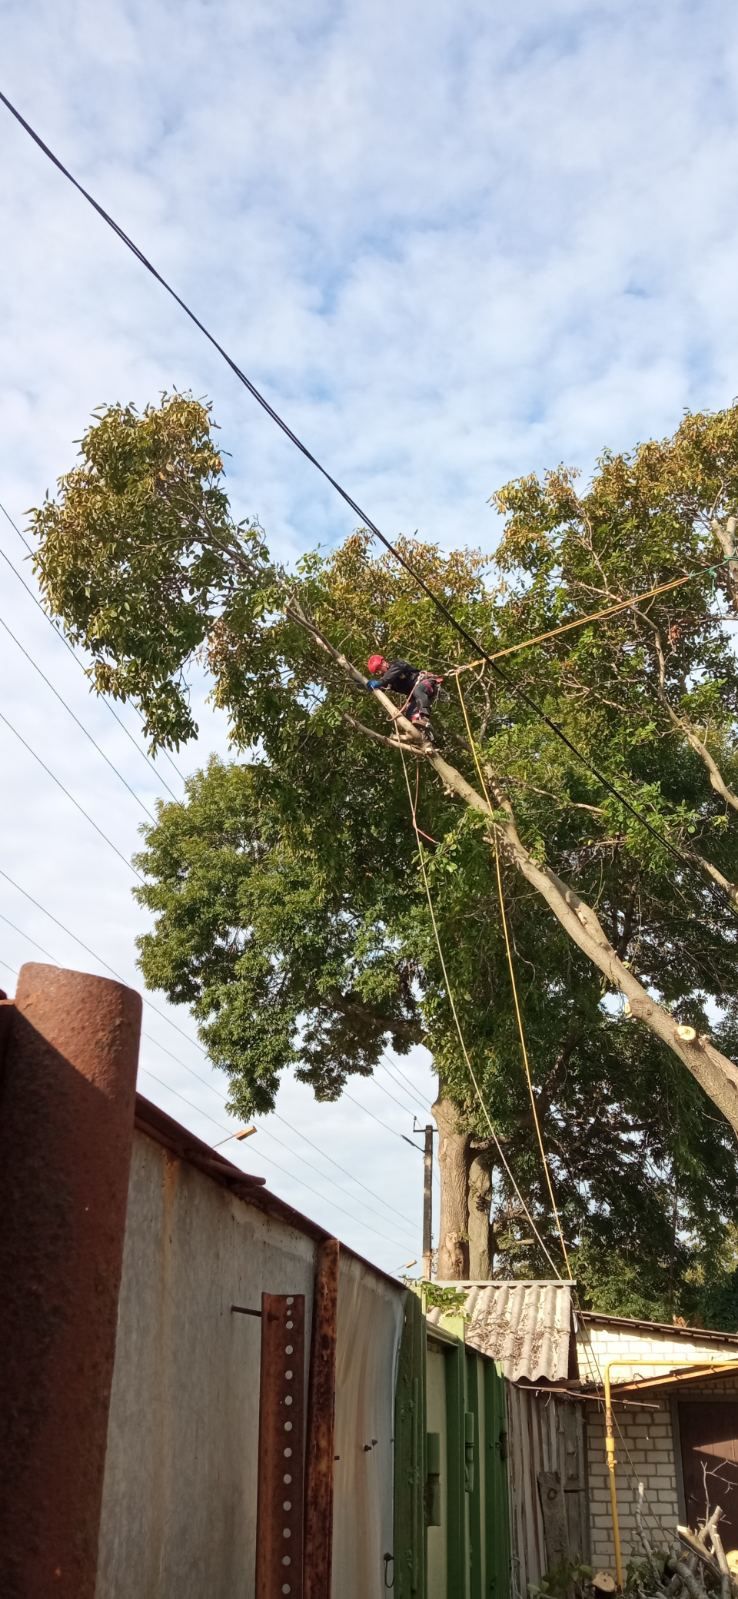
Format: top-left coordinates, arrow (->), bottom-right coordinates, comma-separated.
1,0 -> 738,1276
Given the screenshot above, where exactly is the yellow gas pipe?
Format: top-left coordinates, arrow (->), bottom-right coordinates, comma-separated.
601,1359 -> 738,1591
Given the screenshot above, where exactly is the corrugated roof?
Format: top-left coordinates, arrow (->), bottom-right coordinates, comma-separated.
429,1280 -> 576,1382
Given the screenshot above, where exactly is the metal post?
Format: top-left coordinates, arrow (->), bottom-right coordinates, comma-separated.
422,1123 -> 434,1279
255,1294 -> 306,1598
304,1237 -> 340,1599
603,1365 -> 625,1591
0,962 -> 141,1599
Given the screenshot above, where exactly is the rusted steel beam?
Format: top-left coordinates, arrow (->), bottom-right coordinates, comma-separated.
0,962 -> 141,1599
304,1237 -> 340,1599
256,1293 -> 306,1599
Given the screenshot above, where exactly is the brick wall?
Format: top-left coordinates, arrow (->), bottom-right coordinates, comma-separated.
586,1400 -> 677,1571
581,1324 -> 738,1385
578,1325 -> 738,1574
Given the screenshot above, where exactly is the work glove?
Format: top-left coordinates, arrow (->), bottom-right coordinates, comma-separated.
366,679 -> 382,690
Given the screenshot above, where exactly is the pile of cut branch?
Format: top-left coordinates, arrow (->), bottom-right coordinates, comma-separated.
635,1483 -> 737,1599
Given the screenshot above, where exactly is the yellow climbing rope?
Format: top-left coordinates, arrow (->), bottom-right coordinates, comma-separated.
453,677 -> 573,1280
447,557 -> 733,679
396,736 -> 566,1280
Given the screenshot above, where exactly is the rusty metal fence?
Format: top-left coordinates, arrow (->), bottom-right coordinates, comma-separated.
0,963 -> 404,1599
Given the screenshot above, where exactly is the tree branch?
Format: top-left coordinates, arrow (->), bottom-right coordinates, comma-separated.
637,608 -> 738,817
285,604 -> 738,1140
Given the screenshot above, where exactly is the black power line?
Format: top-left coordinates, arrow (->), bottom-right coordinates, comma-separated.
0,879 -> 420,1238
0,500 -> 183,803
0,705 -> 143,881
0,608 -> 157,823
1,88 -> 730,901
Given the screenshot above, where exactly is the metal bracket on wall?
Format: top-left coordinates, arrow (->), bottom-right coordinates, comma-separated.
254,1293 -> 306,1599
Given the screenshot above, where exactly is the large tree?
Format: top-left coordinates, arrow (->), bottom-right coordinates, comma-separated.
29,396 -> 738,1309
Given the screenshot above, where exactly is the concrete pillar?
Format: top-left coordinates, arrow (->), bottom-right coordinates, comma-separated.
0,962 -> 141,1599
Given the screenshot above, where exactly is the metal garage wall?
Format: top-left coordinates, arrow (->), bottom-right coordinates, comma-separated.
331,1254 -> 405,1599
95,1130 -> 317,1599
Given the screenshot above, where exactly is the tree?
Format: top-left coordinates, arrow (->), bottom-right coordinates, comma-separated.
30,395 -> 738,1308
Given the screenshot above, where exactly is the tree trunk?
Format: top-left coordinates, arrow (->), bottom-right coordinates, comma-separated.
468,1153 -> 494,1277
433,1093 -> 471,1279
297,609 -> 738,1147
423,744 -> 738,1139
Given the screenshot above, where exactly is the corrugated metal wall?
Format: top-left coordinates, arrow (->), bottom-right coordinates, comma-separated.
506,1387 -> 589,1599
332,1254 -> 404,1599
96,1131 -> 318,1599
96,1128 -> 408,1599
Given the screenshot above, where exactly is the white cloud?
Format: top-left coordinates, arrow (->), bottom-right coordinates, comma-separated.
1,0 -> 737,1271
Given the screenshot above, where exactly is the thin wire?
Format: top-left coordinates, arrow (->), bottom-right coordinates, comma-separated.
1,89 -> 726,897
385,1049 -> 432,1110
0,607 -> 157,822
0,500 -> 183,802
248,1119 -> 416,1250
396,739 -> 564,1279
373,1062 -> 426,1119
343,1087 -> 424,1151
378,1056 -> 430,1120
455,676 -> 572,1279
272,1110 -> 415,1228
0,874 -> 421,1234
0,706 -> 142,881
448,558 -> 733,676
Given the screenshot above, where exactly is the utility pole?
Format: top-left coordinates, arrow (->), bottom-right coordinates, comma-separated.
403,1119 -> 437,1279
414,1118 -> 435,1280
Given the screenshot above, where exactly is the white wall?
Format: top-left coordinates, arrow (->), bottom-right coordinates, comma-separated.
578,1324 -> 738,1574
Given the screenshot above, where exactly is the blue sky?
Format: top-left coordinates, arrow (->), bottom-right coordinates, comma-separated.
1,0 -> 738,1273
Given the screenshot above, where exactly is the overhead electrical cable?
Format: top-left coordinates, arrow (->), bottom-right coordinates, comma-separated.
0,606 -> 157,823
0,706 -> 144,881
455,676 -> 572,1278
0,498 -> 185,797
1,88 -> 732,904
271,1109 -> 414,1228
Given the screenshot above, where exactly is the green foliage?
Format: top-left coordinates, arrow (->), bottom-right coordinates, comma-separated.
31,396 -> 738,1306
529,1560 -> 594,1599
30,394 -> 275,749
417,1282 -> 469,1318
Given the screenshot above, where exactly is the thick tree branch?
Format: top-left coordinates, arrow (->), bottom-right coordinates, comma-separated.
341,710 -> 426,753
712,514 -> 738,613
638,607 -> 738,818
287,606 -> 738,1140
329,990 -> 425,1046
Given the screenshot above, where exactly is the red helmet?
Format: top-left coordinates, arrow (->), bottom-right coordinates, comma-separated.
367,654 -> 386,674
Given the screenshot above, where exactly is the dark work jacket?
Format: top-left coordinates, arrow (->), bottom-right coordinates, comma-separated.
375,659 -> 420,695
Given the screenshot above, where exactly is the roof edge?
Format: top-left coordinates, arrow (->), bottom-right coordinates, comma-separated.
580,1310 -> 738,1347
134,1092 -> 405,1296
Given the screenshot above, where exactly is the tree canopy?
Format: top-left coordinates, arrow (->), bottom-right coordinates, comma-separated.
29,394 -> 738,1316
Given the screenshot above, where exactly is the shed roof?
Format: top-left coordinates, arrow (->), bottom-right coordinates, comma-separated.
579,1310 -> 738,1347
429,1280 -> 577,1383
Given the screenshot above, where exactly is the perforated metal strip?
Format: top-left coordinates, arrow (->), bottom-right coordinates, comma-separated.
255,1293 -> 306,1599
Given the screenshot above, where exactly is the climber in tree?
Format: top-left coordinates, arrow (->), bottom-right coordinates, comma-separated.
366,653 -> 442,740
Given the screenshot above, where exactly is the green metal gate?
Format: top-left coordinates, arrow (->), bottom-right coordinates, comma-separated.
393,1295 -> 510,1599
